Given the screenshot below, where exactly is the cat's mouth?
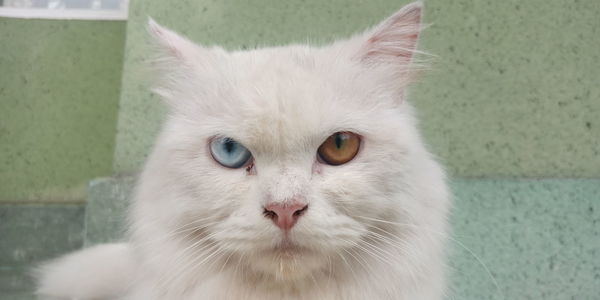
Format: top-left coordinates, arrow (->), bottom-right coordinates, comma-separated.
270,241 -> 307,257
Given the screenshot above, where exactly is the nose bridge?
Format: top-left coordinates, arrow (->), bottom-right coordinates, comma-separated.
262,164 -> 308,204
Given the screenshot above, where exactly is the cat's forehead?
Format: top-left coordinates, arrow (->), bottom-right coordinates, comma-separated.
218,47 -> 374,154
231,46 -> 334,96
152,4 -> 422,156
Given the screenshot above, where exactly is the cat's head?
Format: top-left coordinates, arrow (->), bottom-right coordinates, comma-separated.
136,1 -> 446,282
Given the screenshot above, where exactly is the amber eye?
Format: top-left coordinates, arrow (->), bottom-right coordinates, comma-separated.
317,132 -> 361,166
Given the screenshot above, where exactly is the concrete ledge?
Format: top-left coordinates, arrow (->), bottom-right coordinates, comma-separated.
449,179 -> 599,299
0,204 -> 84,268
84,176 -> 135,246
1,177 -> 598,299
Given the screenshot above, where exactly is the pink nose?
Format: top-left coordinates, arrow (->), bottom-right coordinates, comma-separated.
263,202 -> 308,230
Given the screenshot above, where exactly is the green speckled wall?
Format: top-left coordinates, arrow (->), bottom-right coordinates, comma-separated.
415,0 -> 600,177
0,18 -> 126,203
113,0 -> 600,177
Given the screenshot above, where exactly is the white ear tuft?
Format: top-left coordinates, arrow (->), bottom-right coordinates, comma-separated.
146,18 -> 224,109
359,1 -> 423,65
147,17 -> 203,63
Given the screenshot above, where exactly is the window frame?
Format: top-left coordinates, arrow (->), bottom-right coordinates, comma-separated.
0,1 -> 128,20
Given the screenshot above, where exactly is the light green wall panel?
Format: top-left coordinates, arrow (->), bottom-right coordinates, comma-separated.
0,19 -> 126,203
113,0 -> 600,177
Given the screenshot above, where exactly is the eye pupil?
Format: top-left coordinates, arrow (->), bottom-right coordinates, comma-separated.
335,134 -> 343,149
224,140 -> 235,153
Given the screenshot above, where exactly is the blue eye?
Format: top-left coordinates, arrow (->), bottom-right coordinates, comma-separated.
209,137 -> 252,168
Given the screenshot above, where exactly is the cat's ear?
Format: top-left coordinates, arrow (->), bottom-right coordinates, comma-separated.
147,18 -> 206,65
146,18 -> 223,107
353,2 -> 424,69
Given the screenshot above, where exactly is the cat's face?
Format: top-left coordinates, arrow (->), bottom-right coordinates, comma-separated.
140,3 -> 437,281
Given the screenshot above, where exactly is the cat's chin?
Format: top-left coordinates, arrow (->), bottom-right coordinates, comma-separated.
269,241 -> 308,257
246,244 -> 325,281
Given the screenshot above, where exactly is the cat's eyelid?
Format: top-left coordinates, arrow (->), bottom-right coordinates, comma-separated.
209,135 -> 245,146
319,129 -> 363,142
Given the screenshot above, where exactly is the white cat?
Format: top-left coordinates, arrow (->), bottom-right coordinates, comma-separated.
36,2 -> 450,299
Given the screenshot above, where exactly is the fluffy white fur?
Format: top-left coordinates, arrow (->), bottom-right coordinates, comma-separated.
36,2 -> 450,299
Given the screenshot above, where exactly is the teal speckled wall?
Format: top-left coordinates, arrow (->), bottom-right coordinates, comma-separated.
0,18 -> 126,203
113,0 -> 600,177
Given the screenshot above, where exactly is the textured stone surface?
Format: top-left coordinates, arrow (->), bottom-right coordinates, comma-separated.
113,0 -> 600,177
0,205 -> 85,299
84,176 -> 134,246
0,18 -> 126,203
0,268 -> 36,300
4,177 -> 597,299
449,179 -> 600,299
0,204 -> 85,268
